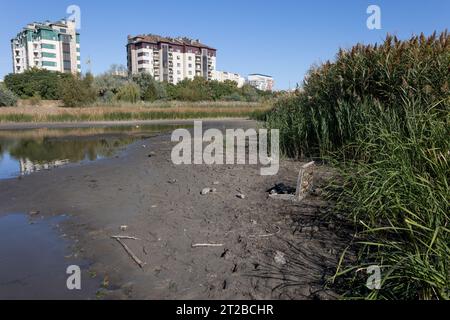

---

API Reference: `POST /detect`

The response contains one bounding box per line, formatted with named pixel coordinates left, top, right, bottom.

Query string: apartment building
left=11, top=19, right=80, bottom=74
left=127, top=34, right=216, bottom=84
left=247, top=74, right=274, bottom=91
left=212, top=70, right=246, bottom=88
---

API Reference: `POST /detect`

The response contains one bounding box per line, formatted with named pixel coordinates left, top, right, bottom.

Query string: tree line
left=0, top=68, right=274, bottom=107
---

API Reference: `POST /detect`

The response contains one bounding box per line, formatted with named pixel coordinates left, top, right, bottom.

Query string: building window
left=41, top=43, right=56, bottom=50
left=188, top=71, right=192, bottom=75
left=188, top=56, right=192, bottom=61
left=42, top=61, right=57, bottom=67
left=42, top=52, right=56, bottom=58
left=188, top=64, right=192, bottom=68
left=177, top=63, right=181, bottom=67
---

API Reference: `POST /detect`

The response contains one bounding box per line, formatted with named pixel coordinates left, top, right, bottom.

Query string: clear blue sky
left=1, top=0, right=449, bottom=89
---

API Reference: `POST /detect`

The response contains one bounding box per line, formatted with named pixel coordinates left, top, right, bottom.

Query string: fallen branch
left=248, top=226, right=281, bottom=239
left=111, top=235, right=140, bottom=240
left=111, top=236, right=145, bottom=268
left=191, top=243, right=224, bottom=248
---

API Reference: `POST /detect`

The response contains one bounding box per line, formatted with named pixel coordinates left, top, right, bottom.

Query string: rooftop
left=248, top=73, right=273, bottom=78
left=127, top=34, right=216, bottom=50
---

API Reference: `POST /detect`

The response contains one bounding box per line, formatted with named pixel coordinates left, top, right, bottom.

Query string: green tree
left=4, top=68, right=70, bottom=100
left=60, top=73, right=96, bottom=107
left=132, top=73, right=166, bottom=101
left=0, top=83, right=18, bottom=107
left=115, top=83, right=141, bottom=103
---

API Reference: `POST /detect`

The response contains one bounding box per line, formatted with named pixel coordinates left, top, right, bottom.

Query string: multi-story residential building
left=212, top=70, right=246, bottom=88
left=247, top=74, right=274, bottom=91
left=127, top=34, right=216, bottom=84
left=11, top=19, right=80, bottom=74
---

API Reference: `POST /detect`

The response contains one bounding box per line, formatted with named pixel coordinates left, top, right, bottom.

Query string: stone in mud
left=274, top=251, right=287, bottom=265
left=201, top=188, right=217, bottom=195
left=236, top=194, right=246, bottom=199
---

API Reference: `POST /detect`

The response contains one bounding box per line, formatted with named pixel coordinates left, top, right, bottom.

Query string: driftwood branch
left=111, top=235, right=140, bottom=240
left=248, top=226, right=281, bottom=239
left=111, top=236, right=145, bottom=268
left=191, top=243, right=224, bottom=248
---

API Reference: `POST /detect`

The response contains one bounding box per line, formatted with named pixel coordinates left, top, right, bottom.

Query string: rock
left=29, top=210, right=40, bottom=216
left=236, top=194, right=246, bottom=199
left=148, top=152, right=156, bottom=158
left=201, top=188, right=210, bottom=195
left=120, top=225, right=128, bottom=231
left=213, top=181, right=220, bottom=185
left=168, top=179, right=177, bottom=184
left=201, top=188, right=216, bottom=195
left=274, top=251, right=287, bottom=265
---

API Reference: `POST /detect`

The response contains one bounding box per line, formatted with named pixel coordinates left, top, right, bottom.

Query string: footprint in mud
left=88, top=179, right=98, bottom=189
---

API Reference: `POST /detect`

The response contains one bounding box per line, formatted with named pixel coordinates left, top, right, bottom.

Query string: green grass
left=328, top=99, right=449, bottom=300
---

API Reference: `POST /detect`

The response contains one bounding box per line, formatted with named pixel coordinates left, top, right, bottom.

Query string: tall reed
left=265, top=32, right=450, bottom=299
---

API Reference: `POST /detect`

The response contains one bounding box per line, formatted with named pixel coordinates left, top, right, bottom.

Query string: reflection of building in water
left=19, top=158, right=69, bottom=175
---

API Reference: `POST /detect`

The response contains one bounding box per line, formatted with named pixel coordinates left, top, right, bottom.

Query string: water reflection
left=0, top=213, right=99, bottom=299
left=0, top=125, right=181, bottom=179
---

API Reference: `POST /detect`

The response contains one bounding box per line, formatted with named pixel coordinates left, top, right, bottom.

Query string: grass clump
left=265, top=31, right=450, bottom=299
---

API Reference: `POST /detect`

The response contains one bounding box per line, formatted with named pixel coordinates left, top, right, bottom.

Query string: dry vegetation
left=0, top=101, right=269, bottom=123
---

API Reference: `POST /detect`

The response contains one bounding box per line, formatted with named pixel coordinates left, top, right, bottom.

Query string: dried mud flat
left=0, top=121, right=350, bottom=300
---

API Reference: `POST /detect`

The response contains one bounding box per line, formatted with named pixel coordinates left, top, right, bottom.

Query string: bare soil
left=0, top=120, right=349, bottom=299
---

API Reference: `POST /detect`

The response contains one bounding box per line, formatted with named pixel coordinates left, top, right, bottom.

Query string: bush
left=132, top=73, right=167, bottom=101
left=171, top=77, right=213, bottom=101
left=240, top=84, right=260, bottom=102
left=115, top=83, right=141, bottom=103
left=222, top=92, right=244, bottom=101
left=4, top=68, right=70, bottom=100
left=0, top=84, right=18, bottom=106
left=94, top=74, right=128, bottom=97
left=60, top=73, right=97, bottom=107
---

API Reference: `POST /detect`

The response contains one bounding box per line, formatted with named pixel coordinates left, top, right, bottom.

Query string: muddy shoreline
left=0, top=120, right=347, bottom=299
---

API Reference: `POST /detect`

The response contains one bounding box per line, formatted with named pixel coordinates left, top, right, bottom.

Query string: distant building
left=11, top=19, right=80, bottom=74
left=247, top=74, right=274, bottom=91
left=127, top=34, right=216, bottom=84
left=212, top=70, right=245, bottom=87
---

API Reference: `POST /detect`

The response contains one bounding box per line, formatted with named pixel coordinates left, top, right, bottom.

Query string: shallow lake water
left=0, top=213, right=98, bottom=299
left=0, top=124, right=182, bottom=180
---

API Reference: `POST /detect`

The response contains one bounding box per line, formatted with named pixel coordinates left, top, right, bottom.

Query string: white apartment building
left=127, top=34, right=216, bottom=84
left=212, top=70, right=246, bottom=88
left=247, top=74, right=274, bottom=91
left=11, top=19, right=80, bottom=74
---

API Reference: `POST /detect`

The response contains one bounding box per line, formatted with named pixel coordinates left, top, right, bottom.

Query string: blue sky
left=0, top=0, right=449, bottom=89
